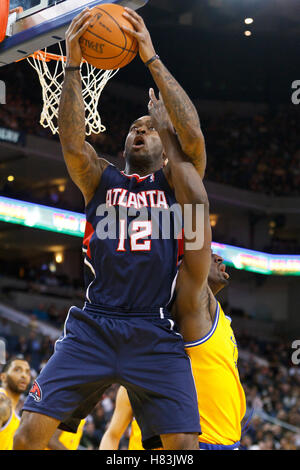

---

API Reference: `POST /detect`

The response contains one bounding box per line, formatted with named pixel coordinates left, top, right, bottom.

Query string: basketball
left=79, top=3, right=138, bottom=70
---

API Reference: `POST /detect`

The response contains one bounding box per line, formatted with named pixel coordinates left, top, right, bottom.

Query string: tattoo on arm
left=148, top=60, right=206, bottom=175
left=58, top=71, right=108, bottom=204
left=58, top=70, right=85, bottom=154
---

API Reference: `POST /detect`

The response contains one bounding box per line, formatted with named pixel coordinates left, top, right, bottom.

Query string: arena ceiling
left=144, top=0, right=300, bottom=36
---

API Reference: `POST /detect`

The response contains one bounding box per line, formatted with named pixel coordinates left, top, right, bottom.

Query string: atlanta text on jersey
left=106, top=188, right=169, bottom=209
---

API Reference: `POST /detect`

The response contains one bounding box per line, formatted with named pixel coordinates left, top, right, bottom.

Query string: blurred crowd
left=0, top=82, right=299, bottom=198
left=0, top=264, right=84, bottom=330
left=1, top=312, right=300, bottom=450
left=264, top=237, right=300, bottom=255
left=237, top=332, right=300, bottom=450
left=204, top=108, right=300, bottom=197
left=0, top=91, right=42, bottom=137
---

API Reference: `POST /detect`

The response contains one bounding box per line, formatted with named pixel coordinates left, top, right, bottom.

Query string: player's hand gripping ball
left=79, top=3, right=138, bottom=70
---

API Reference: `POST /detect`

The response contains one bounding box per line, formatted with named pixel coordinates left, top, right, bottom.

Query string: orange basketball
left=79, top=3, right=138, bottom=70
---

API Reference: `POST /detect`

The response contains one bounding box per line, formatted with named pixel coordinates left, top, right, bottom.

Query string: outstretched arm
left=99, top=386, right=133, bottom=450
left=58, top=8, right=109, bottom=206
left=122, top=8, right=206, bottom=178
left=148, top=94, right=211, bottom=285
left=148, top=96, right=213, bottom=341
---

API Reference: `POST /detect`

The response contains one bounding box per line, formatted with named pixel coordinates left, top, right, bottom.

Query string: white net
left=27, top=43, right=119, bottom=136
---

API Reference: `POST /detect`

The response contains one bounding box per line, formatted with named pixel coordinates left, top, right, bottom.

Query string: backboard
left=0, top=0, right=148, bottom=66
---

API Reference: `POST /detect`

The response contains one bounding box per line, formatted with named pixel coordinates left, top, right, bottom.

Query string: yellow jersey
left=0, top=387, right=20, bottom=450
left=128, top=418, right=144, bottom=450
left=129, top=418, right=163, bottom=451
left=185, top=301, right=246, bottom=445
left=58, top=419, right=86, bottom=450
left=128, top=302, right=246, bottom=449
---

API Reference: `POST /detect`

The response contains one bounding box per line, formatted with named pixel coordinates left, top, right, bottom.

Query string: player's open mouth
left=132, top=136, right=145, bottom=149
left=220, top=264, right=230, bottom=279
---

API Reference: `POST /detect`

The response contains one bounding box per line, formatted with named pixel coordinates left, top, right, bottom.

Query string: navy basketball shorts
left=22, top=304, right=201, bottom=444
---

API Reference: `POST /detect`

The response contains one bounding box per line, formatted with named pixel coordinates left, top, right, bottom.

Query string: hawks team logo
left=29, top=380, right=42, bottom=402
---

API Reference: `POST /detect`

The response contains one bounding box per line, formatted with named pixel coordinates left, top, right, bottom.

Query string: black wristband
left=65, top=66, right=81, bottom=72
left=144, top=54, right=160, bottom=67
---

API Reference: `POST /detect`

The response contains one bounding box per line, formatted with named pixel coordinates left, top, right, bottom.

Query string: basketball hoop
left=0, top=0, right=9, bottom=43
left=24, top=43, right=119, bottom=136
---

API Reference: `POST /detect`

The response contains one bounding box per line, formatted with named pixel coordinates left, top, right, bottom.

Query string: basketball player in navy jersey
left=14, top=8, right=205, bottom=451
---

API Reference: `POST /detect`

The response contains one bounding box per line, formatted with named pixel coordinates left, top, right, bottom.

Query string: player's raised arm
left=99, top=386, right=133, bottom=450
left=58, top=8, right=109, bottom=206
left=148, top=93, right=211, bottom=289
left=122, top=8, right=206, bottom=178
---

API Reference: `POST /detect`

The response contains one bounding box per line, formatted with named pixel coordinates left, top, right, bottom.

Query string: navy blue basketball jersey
left=82, top=165, right=183, bottom=313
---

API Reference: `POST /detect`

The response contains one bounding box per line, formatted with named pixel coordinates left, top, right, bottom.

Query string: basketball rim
left=0, top=0, right=9, bottom=43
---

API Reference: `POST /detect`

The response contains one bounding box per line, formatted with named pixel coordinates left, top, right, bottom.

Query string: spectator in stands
left=92, top=403, right=107, bottom=444
left=0, top=318, right=12, bottom=337
left=24, top=331, right=42, bottom=372
left=80, top=419, right=100, bottom=450
left=39, top=336, right=54, bottom=363
left=14, top=336, right=28, bottom=357
left=280, top=433, right=297, bottom=450
left=32, top=303, right=50, bottom=322
left=47, top=304, right=60, bottom=326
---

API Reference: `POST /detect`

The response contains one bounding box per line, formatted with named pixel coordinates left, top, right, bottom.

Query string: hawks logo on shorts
left=29, top=381, right=42, bottom=402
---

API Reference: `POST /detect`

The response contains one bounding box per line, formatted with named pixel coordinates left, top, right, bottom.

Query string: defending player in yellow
left=0, top=356, right=31, bottom=450
left=100, top=92, right=246, bottom=451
